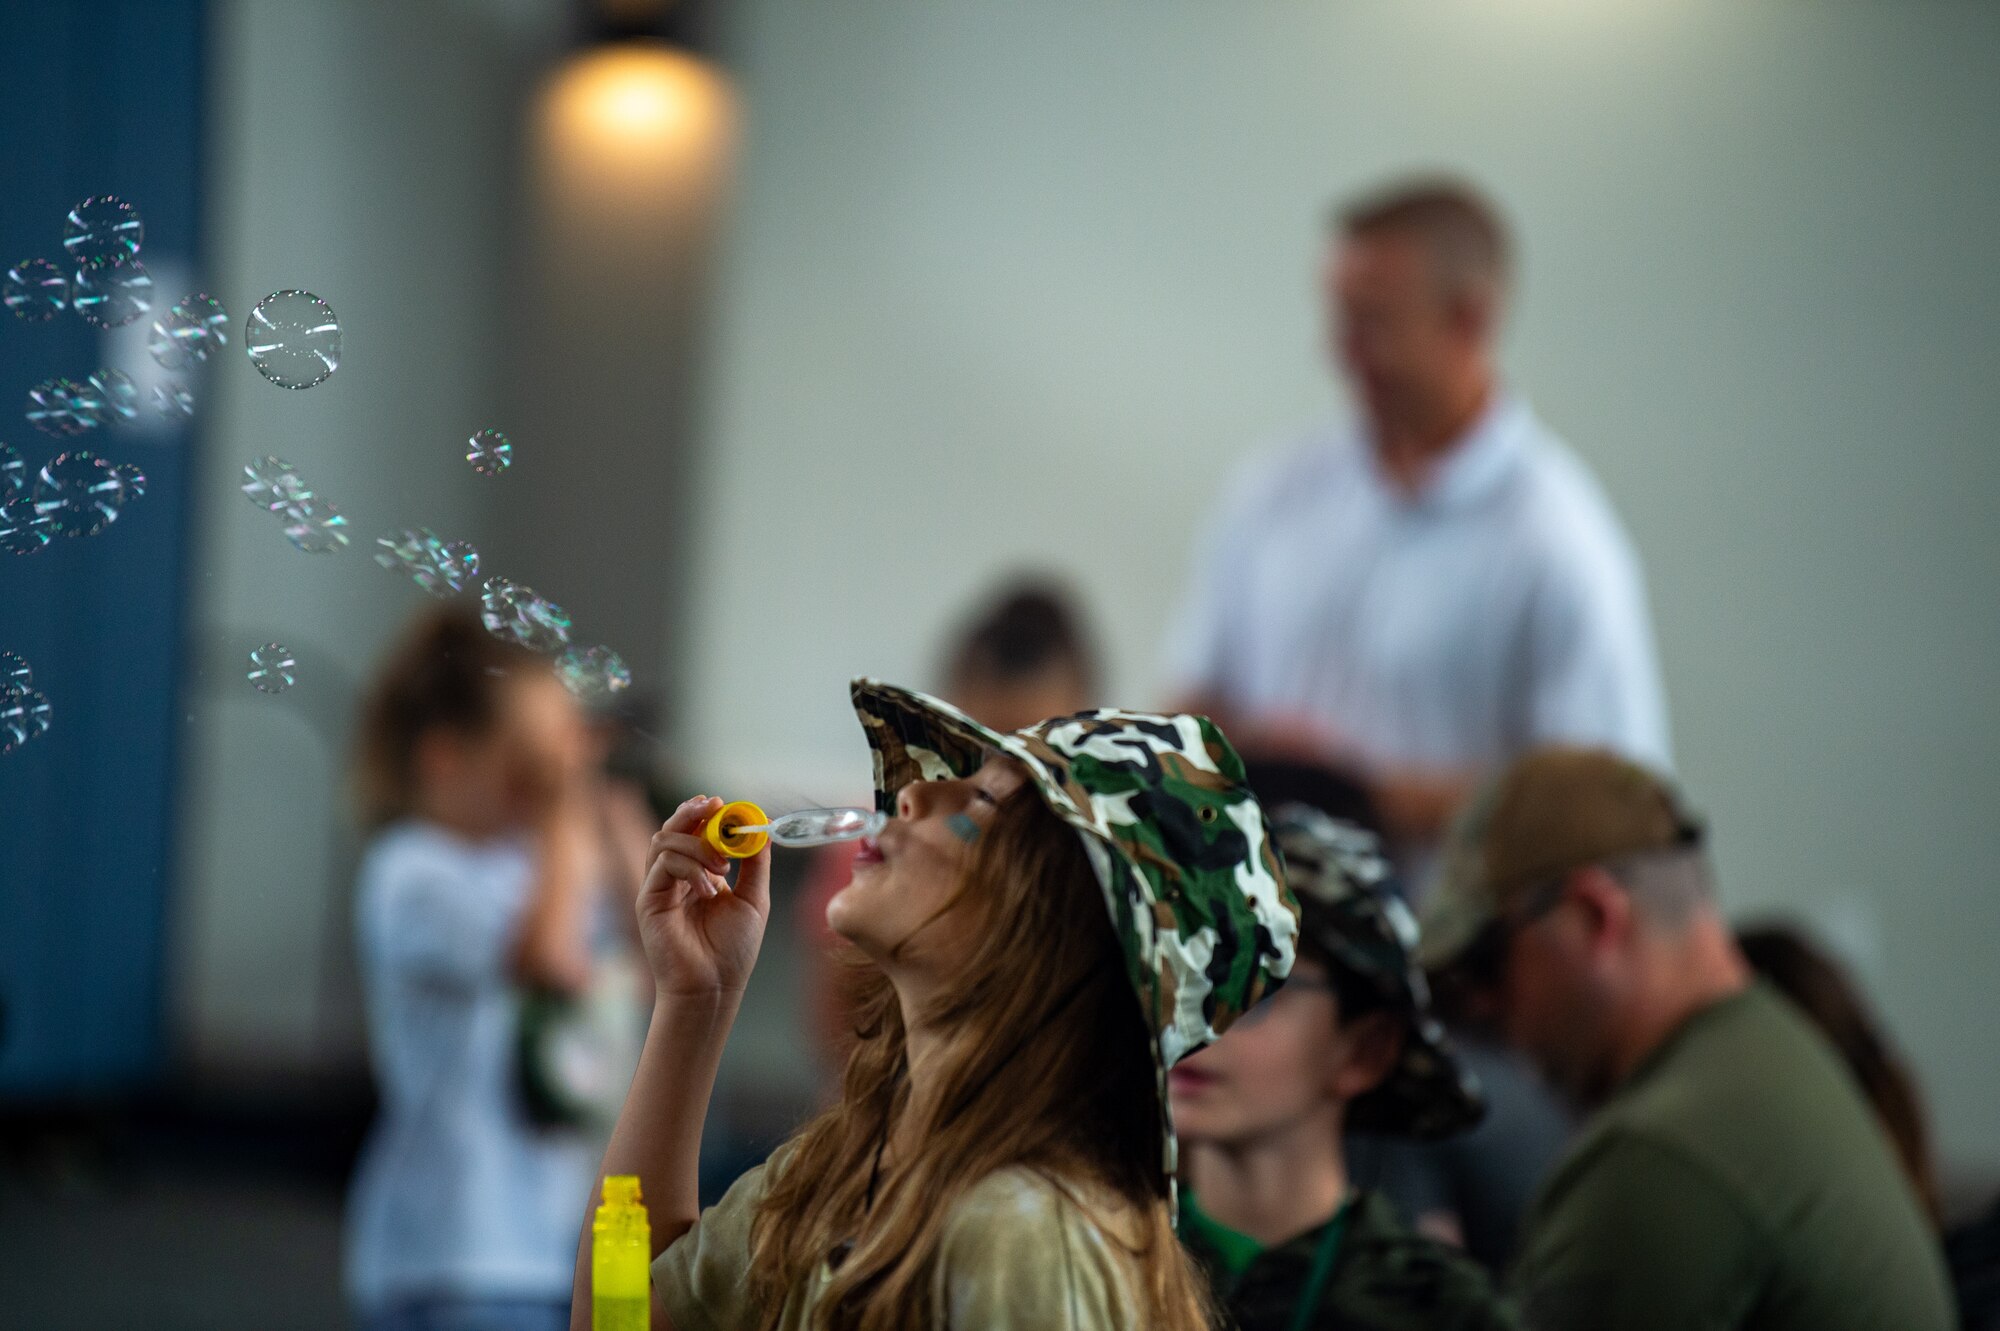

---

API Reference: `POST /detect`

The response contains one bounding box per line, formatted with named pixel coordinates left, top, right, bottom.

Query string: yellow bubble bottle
left=593, top=1175, right=651, bottom=1331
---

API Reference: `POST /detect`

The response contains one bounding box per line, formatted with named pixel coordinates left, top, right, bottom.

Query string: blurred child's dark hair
left=1242, top=756, right=1393, bottom=1023
left=352, top=605, right=543, bottom=829
left=943, top=577, right=1100, bottom=698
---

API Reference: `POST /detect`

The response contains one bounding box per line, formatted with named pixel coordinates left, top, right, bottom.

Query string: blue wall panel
left=0, top=0, right=204, bottom=1095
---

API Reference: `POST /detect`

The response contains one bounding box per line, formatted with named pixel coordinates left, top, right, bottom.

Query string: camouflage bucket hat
left=1271, top=805, right=1484, bottom=1140
left=850, top=679, right=1300, bottom=1184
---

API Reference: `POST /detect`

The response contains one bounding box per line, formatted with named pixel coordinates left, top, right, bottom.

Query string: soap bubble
left=240, top=456, right=344, bottom=551
left=1, top=444, right=24, bottom=497
left=555, top=644, right=631, bottom=705
left=88, top=368, right=140, bottom=422
left=25, top=382, right=73, bottom=435
left=432, top=540, right=479, bottom=591
left=63, top=196, right=144, bottom=270
left=148, top=293, right=230, bottom=369
left=480, top=577, right=572, bottom=653
left=0, top=651, right=29, bottom=696
left=246, top=289, right=340, bottom=389
left=64, top=377, right=106, bottom=426
left=246, top=643, right=296, bottom=694
left=466, top=428, right=513, bottom=477
left=72, top=257, right=154, bottom=327
left=281, top=497, right=349, bottom=553
left=4, top=259, right=68, bottom=321
left=0, top=497, right=54, bottom=554
left=114, top=462, right=147, bottom=500
left=152, top=379, right=195, bottom=418
left=375, top=527, right=479, bottom=597
left=27, top=379, right=101, bottom=437
left=241, top=455, right=310, bottom=512
left=0, top=687, right=53, bottom=754
left=34, top=449, right=131, bottom=538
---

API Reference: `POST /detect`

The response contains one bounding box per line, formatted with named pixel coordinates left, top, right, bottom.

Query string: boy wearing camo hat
left=1172, top=804, right=1517, bottom=1331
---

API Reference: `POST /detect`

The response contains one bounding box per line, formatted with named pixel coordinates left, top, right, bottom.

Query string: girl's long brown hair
left=746, top=787, right=1215, bottom=1331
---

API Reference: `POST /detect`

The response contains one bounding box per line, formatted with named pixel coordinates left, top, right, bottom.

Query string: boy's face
left=1168, top=957, right=1402, bottom=1146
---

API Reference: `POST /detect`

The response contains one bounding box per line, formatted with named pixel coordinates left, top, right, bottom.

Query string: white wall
left=685, top=1, right=2000, bottom=1172
left=175, top=0, right=537, bottom=1073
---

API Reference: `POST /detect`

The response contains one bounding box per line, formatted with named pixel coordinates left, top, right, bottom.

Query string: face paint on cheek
left=946, top=813, right=982, bottom=845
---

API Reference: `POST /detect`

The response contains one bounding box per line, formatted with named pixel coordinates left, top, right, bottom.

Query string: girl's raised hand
left=637, top=796, right=772, bottom=997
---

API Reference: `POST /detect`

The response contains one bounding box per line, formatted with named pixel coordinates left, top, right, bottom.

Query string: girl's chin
left=823, top=883, right=881, bottom=948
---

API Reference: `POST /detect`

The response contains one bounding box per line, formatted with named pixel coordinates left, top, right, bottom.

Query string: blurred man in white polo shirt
left=1165, top=176, right=1669, bottom=1272
left=1166, top=177, right=1668, bottom=880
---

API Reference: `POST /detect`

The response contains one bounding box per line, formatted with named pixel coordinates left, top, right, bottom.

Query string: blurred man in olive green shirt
left=1419, top=748, right=1953, bottom=1330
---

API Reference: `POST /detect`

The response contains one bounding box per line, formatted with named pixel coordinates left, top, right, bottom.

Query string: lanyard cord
left=1284, top=1198, right=1352, bottom=1331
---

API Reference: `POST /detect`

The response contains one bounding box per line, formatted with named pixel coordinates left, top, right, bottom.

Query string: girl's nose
left=897, top=779, right=940, bottom=820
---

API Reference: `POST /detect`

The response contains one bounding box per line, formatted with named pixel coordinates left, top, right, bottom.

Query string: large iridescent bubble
left=246, top=289, right=341, bottom=389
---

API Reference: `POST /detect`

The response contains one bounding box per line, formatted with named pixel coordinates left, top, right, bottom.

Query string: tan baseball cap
left=1417, top=747, right=1704, bottom=973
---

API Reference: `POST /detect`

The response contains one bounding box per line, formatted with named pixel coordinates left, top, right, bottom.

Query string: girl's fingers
left=649, top=827, right=729, bottom=877
left=659, top=795, right=723, bottom=838
left=640, top=797, right=751, bottom=902
left=642, top=851, right=699, bottom=897
left=732, top=846, right=772, bottom=916
left=648, top=849, right=724, bottom=894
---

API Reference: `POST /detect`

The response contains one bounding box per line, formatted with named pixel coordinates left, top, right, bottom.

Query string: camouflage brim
left=850, top=679, right=1300, bottom=1188
left=1268, top=804, right=1484, bottom=1140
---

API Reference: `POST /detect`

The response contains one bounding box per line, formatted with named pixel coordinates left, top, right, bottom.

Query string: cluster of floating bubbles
left=555, top=644, right=632, bottom=705
left=246, top=289, right=341, bottom=390
left=480, top=576, right=573, bottom=654
left=0, top=442, right=147, bottom=555
left=246, top=643, right=297, bottom=695
left=8, top=192, right=639, bottom=741
left=2, top=196, right=160, bottom=330
left=24, top=369, right=147, bottom=438
left=0, top=651, right=53, bottom=756
left=466, top=428, right=512, bottom=477
left=22, top=367, right=186, bottom=441
left=241, top=456, right=348, bottom=554
left=375, top=527, right=480, bottom=598
left=0, top=195, right=159, bottom=330
left=10, top=197, right=216, bottom=440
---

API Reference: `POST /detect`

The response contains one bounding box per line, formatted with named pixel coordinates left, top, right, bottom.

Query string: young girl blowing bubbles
left=568, top=679, right=1300, bottom=1330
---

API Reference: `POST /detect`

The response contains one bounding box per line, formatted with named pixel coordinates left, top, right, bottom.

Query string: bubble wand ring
left=701, top=801, right=771, bottom=859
